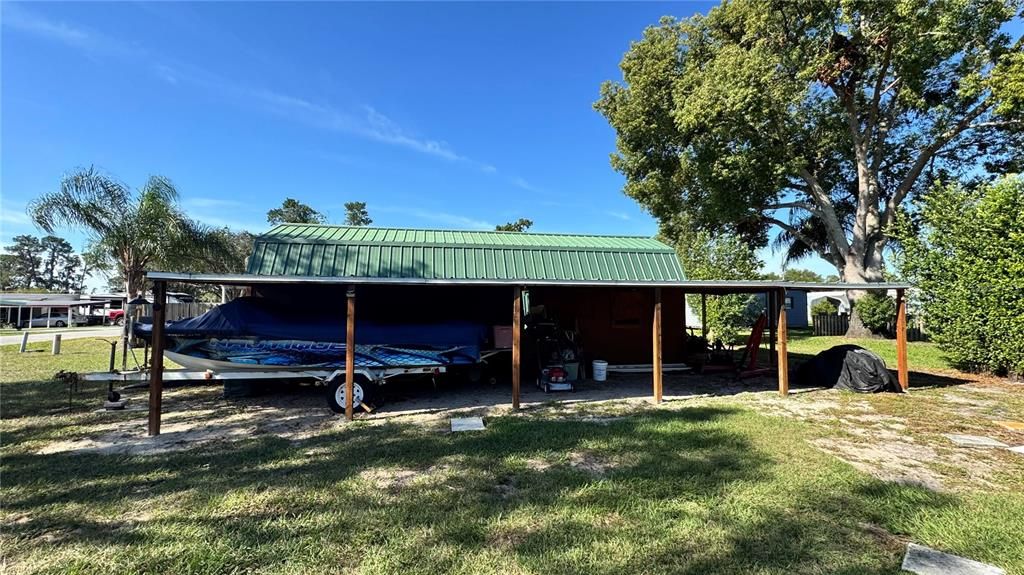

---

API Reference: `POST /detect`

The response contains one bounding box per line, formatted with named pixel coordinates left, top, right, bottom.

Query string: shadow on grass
left=0, top=379, right=115, bottom=420
left=1, top=405, right=969, bottom=574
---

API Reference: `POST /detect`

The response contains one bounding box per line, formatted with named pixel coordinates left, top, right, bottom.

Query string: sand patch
left=566, top=450, right=612, bottom=476
left=37, top=401, right=338, bottom=456
left=813, top=438, right=945, bottom=490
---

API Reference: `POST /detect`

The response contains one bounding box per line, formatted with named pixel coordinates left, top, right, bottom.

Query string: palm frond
left=28, top=167, right=129, bottom=237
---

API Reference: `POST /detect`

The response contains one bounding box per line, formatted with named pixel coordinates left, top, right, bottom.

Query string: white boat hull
left=165, top=350, right=331, bottom=372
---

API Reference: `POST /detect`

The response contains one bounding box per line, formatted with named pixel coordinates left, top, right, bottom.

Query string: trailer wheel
left=326, top=374, right=377, bottom=414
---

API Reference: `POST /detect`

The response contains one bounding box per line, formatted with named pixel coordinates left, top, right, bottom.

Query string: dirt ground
left=37, top=369, right=1024, bottom=493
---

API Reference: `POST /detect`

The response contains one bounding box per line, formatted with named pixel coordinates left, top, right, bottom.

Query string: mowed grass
left=3, top=339, right=1023, bottom=574
left=786, top=330, right=950, bottom=372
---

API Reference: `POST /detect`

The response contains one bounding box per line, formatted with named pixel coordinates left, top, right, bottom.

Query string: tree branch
left=766, top=201, right=816, bottom=211
left=888, top=100, right=993, bottom=215
left=866, top=33, right=893, bottom=146
left=797, top=168, right=851, bottom=258
left=966, top=119, right=1023, bottom=130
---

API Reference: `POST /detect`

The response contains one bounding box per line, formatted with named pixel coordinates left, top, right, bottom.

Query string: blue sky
left=2, top=1, right=830, bottom=287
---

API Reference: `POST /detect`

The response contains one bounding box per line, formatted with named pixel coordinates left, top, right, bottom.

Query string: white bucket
left=592, top=360, right=608, bottom=382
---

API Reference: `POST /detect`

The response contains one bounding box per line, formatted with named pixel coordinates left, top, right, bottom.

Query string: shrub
left=810, top=299, right=839, bottom=316
left=854, top=292, right=896, bottom=336
left=894, top=175, right=1024, bottom=376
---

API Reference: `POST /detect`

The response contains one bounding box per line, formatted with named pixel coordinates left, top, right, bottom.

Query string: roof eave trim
left=146, top=272, right=911, bottom=290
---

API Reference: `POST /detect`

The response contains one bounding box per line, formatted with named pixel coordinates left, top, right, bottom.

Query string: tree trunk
left=125, top=269, right=145, bottom=300
left=845, top=307, right=875, bottom=338
left=841, top=246, right=885, bottom=338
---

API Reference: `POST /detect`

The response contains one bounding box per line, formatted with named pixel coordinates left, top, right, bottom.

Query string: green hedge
left=895, top=176, right=1024, bottom=376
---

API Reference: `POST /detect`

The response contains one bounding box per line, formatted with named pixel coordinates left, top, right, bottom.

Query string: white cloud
left=252, top=90, right=465, bottom=161
left=183, top=197, right=243, bottom=209
left=154, top=64, right=179, bottom=85
left=3, top=4, right=132, bottom=57
left=0, top=205, right=32, bottom=227
left=606, top=210, right=631, bottom=221
left=363, top=106, right=464, bottom=161
left=191, top=213, right=264, bottom=232
left=373, top=205, right=492, bottom=230
left=512, top=177, right=541, bottom=193
left=479, top=164, right=497, bottom=174
left=6, top=7, right=469, bottom=165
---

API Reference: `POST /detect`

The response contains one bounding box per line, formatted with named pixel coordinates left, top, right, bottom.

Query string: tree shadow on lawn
left=1, top=406, right=970, bottom=574
left=0, top=377, right=152, bottom=420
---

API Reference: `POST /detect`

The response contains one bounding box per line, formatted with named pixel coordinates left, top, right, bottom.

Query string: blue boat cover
left=135, top=296, right=488, bottom=347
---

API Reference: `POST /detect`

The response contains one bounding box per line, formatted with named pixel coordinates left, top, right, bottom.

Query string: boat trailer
left=80, top=364, right=447, bottom=413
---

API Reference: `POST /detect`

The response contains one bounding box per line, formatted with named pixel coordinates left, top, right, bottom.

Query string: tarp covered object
left=134, top=296, right=488, bottom=347
left=796, top=344, right=901, bottom=393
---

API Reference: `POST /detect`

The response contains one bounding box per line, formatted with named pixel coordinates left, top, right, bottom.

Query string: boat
left=134, top=297, right=487, bottom=372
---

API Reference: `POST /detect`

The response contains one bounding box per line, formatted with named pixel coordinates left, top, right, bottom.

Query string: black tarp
left=796, top=344, right=901, bottom=393
left=133, top=296, right=488, bottom=347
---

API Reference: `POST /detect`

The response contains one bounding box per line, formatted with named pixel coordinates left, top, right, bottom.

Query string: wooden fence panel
left=813, top=314, right=849, bottom=336
left=134, top=302, right=217, bottom=321
left=813, top=314, right=926, bottom=341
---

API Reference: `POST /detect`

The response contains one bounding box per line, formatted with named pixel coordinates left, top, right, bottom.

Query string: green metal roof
left=246, top=224, right=685, bottom=283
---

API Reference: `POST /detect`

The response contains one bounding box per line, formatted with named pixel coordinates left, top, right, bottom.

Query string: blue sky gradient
left=2, top=1, right=834, bottom=286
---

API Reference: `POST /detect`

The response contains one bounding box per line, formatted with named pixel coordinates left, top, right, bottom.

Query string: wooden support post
left=653, top=287, right=663, bottom=403
left=512, top=286, right=522, bottom=409
left=51, top=333, right=62, bottom=355
left=777, top=288, right=789, bottom=397
left=768, top=291, right=776, bottom=367
left=345, top=286, right=356, bottom=421
left=896, top=288, right=909, bottom=391
left=19, top=331, right=29, bottom=353
left=700, top=293, right=708, bottom=339
left=147, top=281, right=167, bottom=436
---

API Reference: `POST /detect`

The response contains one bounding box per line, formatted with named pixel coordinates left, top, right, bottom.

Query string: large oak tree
left=597, top=0, right=1023, bottom=290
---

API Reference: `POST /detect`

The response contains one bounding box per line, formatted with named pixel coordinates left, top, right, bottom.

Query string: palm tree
left=29, top=167, right=234, bottom=297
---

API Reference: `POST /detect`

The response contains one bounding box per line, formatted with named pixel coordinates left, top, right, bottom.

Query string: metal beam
left=148, top=281, right=167, bottom=436
left=144, top=271, right=912, bottom=292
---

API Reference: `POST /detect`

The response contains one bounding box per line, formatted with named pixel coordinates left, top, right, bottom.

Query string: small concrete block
left=1007, top=445, right=1024, bottom=456
left=902, top=543, right=1005, bottom=575
left=944, top=434, right=1009, bottom=448
left=103, top=399, right=130, bottom=410
left=451, top=417, right=485, bottom=432
left=994, top=420, right=1024, bottom=432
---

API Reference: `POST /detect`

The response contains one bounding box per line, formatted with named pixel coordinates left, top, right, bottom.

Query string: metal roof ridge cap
left=256, top=223, right=668, bottom=241
left=250, top=237, right=677, bottom=253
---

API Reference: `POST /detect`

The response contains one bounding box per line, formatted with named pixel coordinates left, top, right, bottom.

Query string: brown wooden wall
left=529, top=286, right=684, bottom=364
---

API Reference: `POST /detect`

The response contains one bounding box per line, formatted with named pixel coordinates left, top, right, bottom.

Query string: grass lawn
left=786, top=330, right=950, bottom=372
left=2, top=339, right=1022, bottom=574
